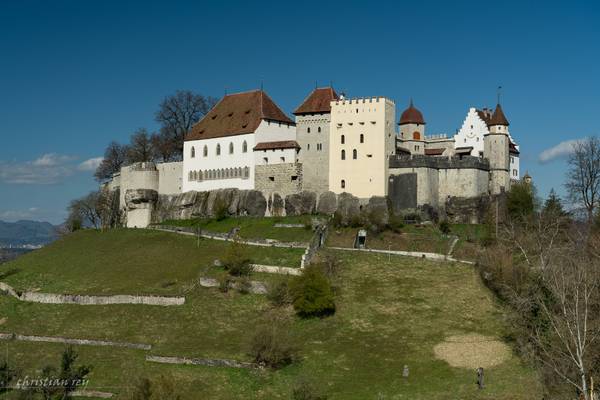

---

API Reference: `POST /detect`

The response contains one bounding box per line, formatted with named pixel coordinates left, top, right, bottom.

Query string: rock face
left=335, top=192, right=360, bottom=225
left=444, top=195, right=496, bottom=224
left=271, top=194, right=284, bottom=217
left=317, top=191, right=337, bottom=215
left=125, top=189, right=158, bottom=209
left=284, top=191, right=316, bottom=216
left=365, top=196, right=389, bottom=225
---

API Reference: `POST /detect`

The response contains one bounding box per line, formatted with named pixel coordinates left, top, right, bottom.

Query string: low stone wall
left=301, top=223, right=329, bottom=268
left=0, top=282, right=185, bottom=306
left=251, top=264, right=302, bottom=276
left=146, top=355, right=256, bottom=369
left=152, top=225, right=308, bottom=249
left=198, top=277, right=268, bottom=294
left=0, top=332, right=151, bottom=350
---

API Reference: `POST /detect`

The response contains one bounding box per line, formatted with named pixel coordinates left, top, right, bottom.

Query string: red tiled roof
left=293, top=87, right=339, bottom=115
left=186, top=90, right=294, bottom=141
left=425, top=148, right=445, bottom=156
left=399, top=100, right=425, bottom=125
left=476, top=109, right=492, bottom=126
left=489, top=104, right=510, bottom=126
left=253, top=140, right=300, bottom=151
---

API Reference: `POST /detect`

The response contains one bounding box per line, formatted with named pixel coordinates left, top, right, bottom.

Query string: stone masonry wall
left=255, top=163, right=303, bottom=199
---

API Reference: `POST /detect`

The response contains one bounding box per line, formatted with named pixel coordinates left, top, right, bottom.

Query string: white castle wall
left=438, top=168, right=489, bottom=203
left=182, top=121, right=297, bottom=193
left=454, top=108, right=488, bottom=155
left=329, top=97, right=396, bottom=198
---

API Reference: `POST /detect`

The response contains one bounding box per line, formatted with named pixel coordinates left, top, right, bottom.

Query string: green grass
left=327, top=225, right=452, bottom=254
left=159, top=216, right=317, bottom=243
left=1, top=229, right=303, bottom=295
left=0, top=229, right=541, bottom=399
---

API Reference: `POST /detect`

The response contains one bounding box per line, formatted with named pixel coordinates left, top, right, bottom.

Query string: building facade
left=328, top=97, right=396, bottom=198
left=182, top=90, right=297, bottom=194
left=294, top=87, right=338, bottom=194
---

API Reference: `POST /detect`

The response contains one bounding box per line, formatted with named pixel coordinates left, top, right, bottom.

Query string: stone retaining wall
left=0, top=332, right=151, bottom=350
left=146, top=355, right=256, bottom=369
left=198, top=277, right=267, bottom=294
left=0, top=282, right=184, bottom=306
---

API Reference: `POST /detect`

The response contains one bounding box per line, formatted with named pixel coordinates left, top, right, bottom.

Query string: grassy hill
left=0, top=227, right=541, bottom=399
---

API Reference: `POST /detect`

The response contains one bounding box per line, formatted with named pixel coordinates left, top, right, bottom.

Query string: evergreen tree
left=542, top=189, right=566, bottom=217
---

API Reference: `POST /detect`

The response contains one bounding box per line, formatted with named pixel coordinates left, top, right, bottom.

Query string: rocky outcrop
left=270, top=193, right=284, bottom=216
left=125, top=189, right=158, bottom=209
left=365, top=196, right=390, bottom=225
left=152, top=189, right=267, bottom=223
left=444, top=195, right=496, bottom=224
left=317, top=191, right=337, bottom=215
left=284, top=191, right=316, bottom=216
left=335, top=192, right=361, bottom=225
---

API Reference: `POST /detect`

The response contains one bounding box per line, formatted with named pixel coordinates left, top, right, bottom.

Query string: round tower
left=484, top=104, right=511, bottom=194
left=399, top=99, right=426, bottom=155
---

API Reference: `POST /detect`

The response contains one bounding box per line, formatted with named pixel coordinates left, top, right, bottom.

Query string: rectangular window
left=269, top=176, right=275, bottom=181
left=291, top=176, right=298, bottom=181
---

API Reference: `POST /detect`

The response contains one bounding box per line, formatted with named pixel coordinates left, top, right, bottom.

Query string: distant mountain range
left=0, top=220, right=59, bottom=247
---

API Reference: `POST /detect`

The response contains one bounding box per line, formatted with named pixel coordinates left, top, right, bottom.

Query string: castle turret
left=399, top=100, right=426, bottom=155
left=484, top=103, right=511, bottom=194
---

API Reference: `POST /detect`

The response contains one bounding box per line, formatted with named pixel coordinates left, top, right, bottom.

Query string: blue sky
left=1, top=0, right=598, bottom=224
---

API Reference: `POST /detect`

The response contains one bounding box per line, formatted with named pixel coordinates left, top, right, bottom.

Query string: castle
left=103, top=87, right=521, bottom=227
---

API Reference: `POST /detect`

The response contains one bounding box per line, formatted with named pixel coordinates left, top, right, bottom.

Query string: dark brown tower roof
left=186, top=90, right=294, bottom=141
left=489, top=103, right=510, bottom=126
left=399, top=100, right=426, bottom=125
left=293, top=87, right=339, bottom=115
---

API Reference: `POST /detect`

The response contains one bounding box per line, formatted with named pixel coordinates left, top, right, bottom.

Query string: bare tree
left=94, top=141, right=130, bottom=182
left=532, top=247, right=600, bottom=399
left=150, top=131, right=177, bottom=163
left=128, top=128, right=154, bottom=163
left=155, top=90, right=217, bottom=157
left=566, top=137, right=600, bottom=224
left=67, top=191, right=102, bottom=229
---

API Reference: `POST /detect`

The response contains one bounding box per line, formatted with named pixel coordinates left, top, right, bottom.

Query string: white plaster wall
left=157, top=162, right=183, bottom=195
left=329, top=97, right=396, bottom=198
left=183, top=133, right=255, bottom=192
left=254, top=147, right=298, bottom=165
left=119, top=164, right=159, bottom=209
left=510, top=154, right=520, bottom=179
left=255, top=120, right=296, bottom=143
left=454, top=108, right=488, bottom=156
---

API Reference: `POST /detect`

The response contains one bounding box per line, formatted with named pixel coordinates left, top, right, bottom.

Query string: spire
left=489, top=103, right=509, bottom=126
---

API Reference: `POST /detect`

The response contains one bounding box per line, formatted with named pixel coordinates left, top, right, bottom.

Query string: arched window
left=341, top=135, right=345, bottom=144
left=191, top=146, right=195, bottom=158
left=307, top=127, right=311, bottom=133
left=341, top=179, right=346, bottom=189
left=229, top=142, right=234, bottom=154
left=203, top=145, right=208, bottom=157
left=188, top=171, right=193, bottom=181
left=198, top=170, right=203, bottom=181
left=360, top=134, right=364, bottom=143
left=244, top=166, right=249, bottom=178
left=318, top=127, right=321, bottom=133
left=242, top=141, right=247, bottom=153
left=341, top=149, right=346, bottom=160
left=216, top=144, right=221, bottom=156
left=413, top=132, right=421, bottom=140
left=192, top=171, right=197, bottom=180
left=353, top=149, right=357, bottom=159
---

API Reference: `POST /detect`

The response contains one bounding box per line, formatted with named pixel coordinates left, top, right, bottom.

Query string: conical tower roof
left=489, top=103, right=509, bottom=126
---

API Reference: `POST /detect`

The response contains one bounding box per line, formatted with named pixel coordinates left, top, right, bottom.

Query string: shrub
left=267, top=278, right=291, bottom=307
left=237, top=276, right=252, bottom=294
left=438, top=220, right=451, bottom=234
left=349, top=214, right=363, bottom=228
left=223, top=240, right=253, bottom=277
left=292, top=377, right=328, bottom=400
left=289, top=266, right=336, bottom=318
left=217, top=274, right=231, bottom=293
left=331, top=211, right=343, bottom=228
left=213, top=197, right=229, bottom=221
left=0, top=360, right=16, bottom=394
left=387, top=214, right=404, bottom=233
left=249, top=321, right=296, bottom=369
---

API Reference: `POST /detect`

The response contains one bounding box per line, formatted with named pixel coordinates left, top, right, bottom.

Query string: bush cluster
left=289, top=266, right=336, bottom=318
